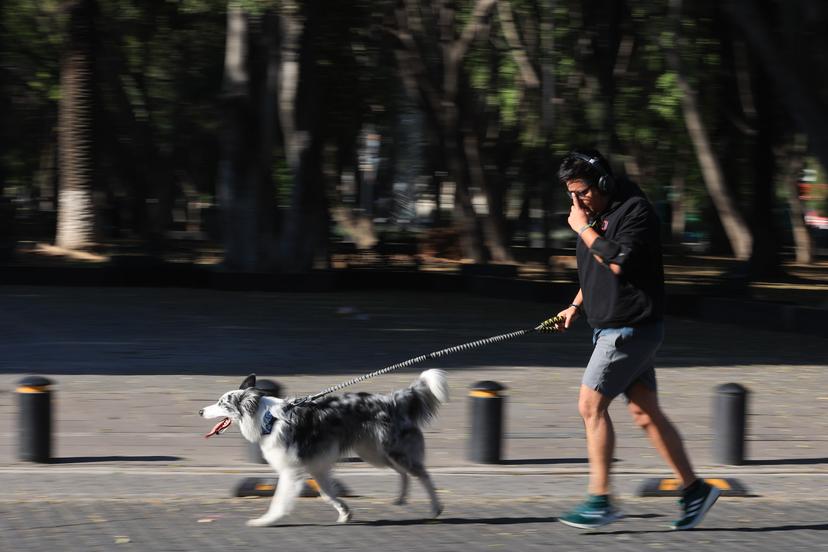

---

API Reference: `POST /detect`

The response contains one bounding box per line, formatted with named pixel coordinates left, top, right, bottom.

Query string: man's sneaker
left=559, top=494, right=622, bottom=530
left=671, top=480, right=721, bottom=530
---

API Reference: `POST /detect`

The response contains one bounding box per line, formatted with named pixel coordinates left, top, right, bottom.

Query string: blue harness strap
left=261, top=410, right=275, bottom=436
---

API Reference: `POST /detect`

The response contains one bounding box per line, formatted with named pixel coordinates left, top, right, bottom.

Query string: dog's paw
left=246, top=517, right=277, bottom=527
left=337, top=510, right=353, bottom=523
left=392, top=497, right=407, bottom=506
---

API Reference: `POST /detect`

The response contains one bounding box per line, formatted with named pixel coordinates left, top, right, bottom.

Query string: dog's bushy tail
left=405, top=369, right=448, bottom=426
left=418, top=369, right=449, bottom=403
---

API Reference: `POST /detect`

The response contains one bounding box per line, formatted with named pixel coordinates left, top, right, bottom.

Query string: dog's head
left=199, top=374, right=261, bottom=438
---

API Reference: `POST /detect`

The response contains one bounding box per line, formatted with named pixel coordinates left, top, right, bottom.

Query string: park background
left=1, top=0, right=828, bottom=284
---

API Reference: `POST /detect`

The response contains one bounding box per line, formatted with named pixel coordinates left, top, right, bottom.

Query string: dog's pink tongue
left=205, top=417, right=231, bottom=438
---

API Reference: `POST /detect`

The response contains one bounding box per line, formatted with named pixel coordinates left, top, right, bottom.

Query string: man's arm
left=577, top=226, right=623, bottom=275
left=553, top=288, right=584, bottom=331
left=570, top=195, right=652, bottom=276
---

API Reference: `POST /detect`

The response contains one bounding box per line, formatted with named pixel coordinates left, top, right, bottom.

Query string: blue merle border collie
left=199, top=369, right=448, bottom=527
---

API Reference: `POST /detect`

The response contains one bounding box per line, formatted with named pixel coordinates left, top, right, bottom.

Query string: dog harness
left=261, top=410, right=276, bottom=436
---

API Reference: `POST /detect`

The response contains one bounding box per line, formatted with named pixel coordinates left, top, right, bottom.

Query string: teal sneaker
left=559, top=494, right=622, bottom=530
left=671, top=480, right=721, bottom=530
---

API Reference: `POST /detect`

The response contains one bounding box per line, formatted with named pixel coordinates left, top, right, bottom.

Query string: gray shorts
left=583, top=321, right=665, bottom=399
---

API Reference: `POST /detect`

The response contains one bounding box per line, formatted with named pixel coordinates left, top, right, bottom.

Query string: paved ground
left=3, top=496, right=828, bottom=551
left=0, top=286, right=826, bottom=550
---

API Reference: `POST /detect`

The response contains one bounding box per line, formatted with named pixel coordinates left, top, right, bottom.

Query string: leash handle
left=286, top=315, right=564, bottom=409
left=534, top=315, right=564, bottom=332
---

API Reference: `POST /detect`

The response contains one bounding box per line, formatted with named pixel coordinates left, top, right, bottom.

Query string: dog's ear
left=239, top=374, right=256, bottom=390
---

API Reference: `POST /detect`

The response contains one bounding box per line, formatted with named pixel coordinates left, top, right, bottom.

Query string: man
left=553, top=149, right=720, bottom=530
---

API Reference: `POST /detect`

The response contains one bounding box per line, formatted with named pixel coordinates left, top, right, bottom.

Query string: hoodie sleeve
left=589, top=199, right=654, bottom=268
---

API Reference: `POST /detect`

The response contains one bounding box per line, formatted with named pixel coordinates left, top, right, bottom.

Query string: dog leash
left=283, top=314, right=564, bottom=411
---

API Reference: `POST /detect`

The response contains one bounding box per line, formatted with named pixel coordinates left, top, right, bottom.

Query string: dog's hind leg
left=389, top=453, right=443, bottom=518
left=388, top=428, right=442, bottom=518
left=386, top=459, right=410, bottom=505
left=409, top=463, right=443, bottom=519
left=246, top=469, right=302, bottom=527
left=310, top=471, right=352, bottom=523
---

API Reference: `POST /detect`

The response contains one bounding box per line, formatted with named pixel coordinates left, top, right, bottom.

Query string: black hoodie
left=576, top=177, right=664, bottom=328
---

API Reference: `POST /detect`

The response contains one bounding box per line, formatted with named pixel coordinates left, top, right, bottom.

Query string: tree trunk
left=782, top=137, right=813, bottom=264
left=724, top=0, right=828, bottom=178
left=56, top=0, right=98, bottom=251
left=276, top=0, right=328, bottom=272
left=216, top=6, right=278, bottom=271
left=746, top=46, right=780, bottom=278
left=668, top=0, right=752, bottom=260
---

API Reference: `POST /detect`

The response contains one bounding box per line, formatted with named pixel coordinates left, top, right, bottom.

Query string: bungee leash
left=284, top=314, right=564, bottom=411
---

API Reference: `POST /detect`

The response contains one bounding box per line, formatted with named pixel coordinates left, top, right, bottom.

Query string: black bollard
left=17, top=376, right=54, bottom=463
left=248, top=379, right=283, bottom=464
left=713, top=383, right=748, bottom=465
left=468, top=381, right=506, bottom=464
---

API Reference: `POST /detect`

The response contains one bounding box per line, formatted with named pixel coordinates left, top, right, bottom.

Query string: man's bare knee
left=579, top=398, right=606, bottom=422
left=629, top=406, right=653, bottom=429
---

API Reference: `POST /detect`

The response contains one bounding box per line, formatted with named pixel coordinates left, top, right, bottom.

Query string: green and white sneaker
left=559, top=494, right=622, bottom=530
left=671, top=480, right=721, bottom=530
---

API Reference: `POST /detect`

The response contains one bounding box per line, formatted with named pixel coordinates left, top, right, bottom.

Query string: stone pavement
left=0, top=286, right=827, bottom=550
left=2, top=496, right=827, bottom=551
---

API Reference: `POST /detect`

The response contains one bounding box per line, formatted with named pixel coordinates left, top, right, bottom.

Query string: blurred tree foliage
left=1, top=0, right=826, bottom=273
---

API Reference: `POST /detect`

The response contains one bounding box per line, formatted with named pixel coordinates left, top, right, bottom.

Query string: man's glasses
left=567, top=185, right=592, bottom=200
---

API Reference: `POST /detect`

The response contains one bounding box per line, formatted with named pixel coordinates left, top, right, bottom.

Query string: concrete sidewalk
left=1, top=286, right=826, bottom=477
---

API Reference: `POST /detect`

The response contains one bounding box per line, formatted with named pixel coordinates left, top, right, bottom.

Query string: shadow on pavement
left=594, top=523, right=828, bottom=535
left=743, top=457, right=828, bottom=466
left=359, top=512, right=665, bottom=527
left=51, top=455, right=181, bottom=463
left=359, top=516, right=559, bottom=526
left=2, top=287, right=827, bottom=376
left=499, top=457, right=589, bottom=465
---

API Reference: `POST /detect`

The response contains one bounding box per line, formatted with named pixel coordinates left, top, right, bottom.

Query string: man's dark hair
left=557, top=149, right=614, bottom=191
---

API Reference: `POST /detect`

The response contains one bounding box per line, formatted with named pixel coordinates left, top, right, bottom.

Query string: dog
left=199, top=369, right=449, bottom=526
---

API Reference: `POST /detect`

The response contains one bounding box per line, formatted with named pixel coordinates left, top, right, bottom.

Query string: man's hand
left=568, top=193, right=590, bottom=233
left=552, top=304, right=580, bottom=331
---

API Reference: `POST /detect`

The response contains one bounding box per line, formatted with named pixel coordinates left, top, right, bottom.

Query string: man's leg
left=626, top=381, right=721, bottom=530
left=559, top=384, right=621, bottom=530
left=579, top=384, right=616, bottom=495
left=625, top=381, right=696, bottom=486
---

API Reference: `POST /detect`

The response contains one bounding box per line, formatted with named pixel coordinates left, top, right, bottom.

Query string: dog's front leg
left=311, top=471, right=352, bottom=523
left=246, top=469, right=301, bottom=527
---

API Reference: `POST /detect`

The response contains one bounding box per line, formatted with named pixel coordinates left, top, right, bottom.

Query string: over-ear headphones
left=569, top=152, right=616, bottom=195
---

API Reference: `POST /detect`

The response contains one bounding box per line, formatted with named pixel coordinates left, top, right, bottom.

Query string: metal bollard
left=713, top=383, right=749, bottom=465
left=468, top=381, right=506, bottom=464
left=248, top=379, right=283, bottom=464
left=17, top=376, right=54, bottom=463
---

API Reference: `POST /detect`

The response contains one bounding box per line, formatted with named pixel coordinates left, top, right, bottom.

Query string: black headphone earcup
left=599, top=175, right=615, bottom=195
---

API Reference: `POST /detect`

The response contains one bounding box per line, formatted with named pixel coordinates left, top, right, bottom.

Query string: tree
left=389, top=0, right=502, bottom=263
left=216, top=4, right=278, bottom=271
left=667, top=0, right=752, bottom=260
left=56, top=0, right=98, bottom=250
